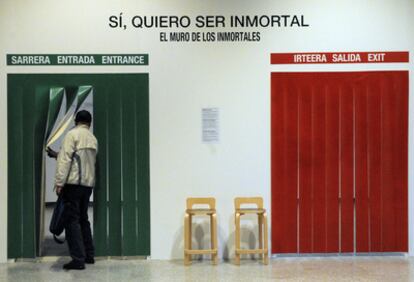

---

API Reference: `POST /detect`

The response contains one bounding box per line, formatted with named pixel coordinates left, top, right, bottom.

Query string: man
left=48, top=110, right=98, bottom=270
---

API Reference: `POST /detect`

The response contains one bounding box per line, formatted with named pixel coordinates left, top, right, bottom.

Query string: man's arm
left=55, top=133, right=75, bottom=194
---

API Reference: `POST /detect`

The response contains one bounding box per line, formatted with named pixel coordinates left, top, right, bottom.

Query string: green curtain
left=8, top=74, right=150, bottom=258
left=93, top=74, right=150, bottom=256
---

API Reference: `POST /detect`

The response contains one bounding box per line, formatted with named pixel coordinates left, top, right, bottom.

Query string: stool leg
left=263, top=212, right=269, bottom=265
left=258, top=214, right=263, bottom=261
left=184, top=214, right=191, bottom=265
left=211, top=213, right=218, bottom=265
left=189, top=214, right=193, bottom=250
left=235, top=213, right=241, bottom=265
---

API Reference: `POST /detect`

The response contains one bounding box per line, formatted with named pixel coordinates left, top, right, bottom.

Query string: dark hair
left=75, top=110, right=92, bottom=125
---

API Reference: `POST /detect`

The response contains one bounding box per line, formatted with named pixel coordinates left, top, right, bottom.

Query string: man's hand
left=46, top=147, right=58, bottom=159
left=55, top=186, right=63, bottom=196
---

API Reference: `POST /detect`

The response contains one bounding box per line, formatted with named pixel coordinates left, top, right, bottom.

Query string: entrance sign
left=7, top=54, right=149, bottom=66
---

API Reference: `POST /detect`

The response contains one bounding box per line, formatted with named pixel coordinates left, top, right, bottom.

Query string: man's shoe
left=85, top=257, right=95, bottom=264
left=63, top=260, right=85, bottom=270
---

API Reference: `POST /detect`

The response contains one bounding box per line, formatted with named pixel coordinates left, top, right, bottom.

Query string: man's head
left=75, top=110, right=92, bottom=126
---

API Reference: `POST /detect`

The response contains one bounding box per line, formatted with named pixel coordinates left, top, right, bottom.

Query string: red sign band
left=270, top=51, right=409, bottom=64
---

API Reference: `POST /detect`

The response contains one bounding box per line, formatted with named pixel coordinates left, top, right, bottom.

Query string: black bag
left=49, top=195, right=66, bottom=244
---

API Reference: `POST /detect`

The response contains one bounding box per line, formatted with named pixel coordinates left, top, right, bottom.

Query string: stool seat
left=186, top=208, right=216, bottom=215
left=236, top=208, right=266, bottom=214
left=184, top=197, right=218, bottom=265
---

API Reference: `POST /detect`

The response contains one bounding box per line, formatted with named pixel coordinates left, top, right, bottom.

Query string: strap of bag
left=53, top=234, right=65, bottom=244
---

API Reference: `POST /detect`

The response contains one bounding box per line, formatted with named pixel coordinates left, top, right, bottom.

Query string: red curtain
left=271, top=71, right=408, bottom=253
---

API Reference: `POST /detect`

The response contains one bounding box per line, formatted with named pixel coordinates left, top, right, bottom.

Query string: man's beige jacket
left=55, top=124, right=98, bottom=188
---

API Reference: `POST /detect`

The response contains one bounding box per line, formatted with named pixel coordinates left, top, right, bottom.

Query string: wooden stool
left=234, top=197, right=268, bottom=265
left=184, top=197, right=218, bottom=265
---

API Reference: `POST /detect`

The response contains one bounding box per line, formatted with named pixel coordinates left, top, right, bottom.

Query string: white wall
left=0, top=0, right=413, bottom=262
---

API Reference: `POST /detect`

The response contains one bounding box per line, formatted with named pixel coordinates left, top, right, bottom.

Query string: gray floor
left=15, top=209, right=411, bottom=281
left=1, top=256, right=412, bottom=282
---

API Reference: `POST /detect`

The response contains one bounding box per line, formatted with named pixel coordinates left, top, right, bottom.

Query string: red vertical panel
left=355, top=78, right=370, bottom=252
left=271, top=74, right=287, bottom=253
left=340, top=83, right=354, bottom=253
left=312, top=81, right=327, bottom=252
left=381, top=72, right=408, bottom=251
left=393, top=72, right=408, bottom=252
left=325, top=82, right=340, bottom=252
left=271, top=74, right=298, bottom=253
left=283, top=76, right=299, bottom=253
left=367, top=76, right=382, bottom=252
left=298, top=77, right=313, bottom=253
left=380, top=75, right=395, bottom=251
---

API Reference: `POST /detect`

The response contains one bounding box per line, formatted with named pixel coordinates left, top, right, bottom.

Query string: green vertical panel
left=33, top=87, right=50, bottom=255
left=75, top=86, right=92, bottom=111
left=8, top=77, right=46, bottom=258
left=135, top=74, right=151, bottom=255
left=121, top=81, right=138, bottom=255
left=8, top=76, right=24, bottom=258
left=107, top=81, right=122, bottom=256
left=64, top=86, right=78, bottom=112
left=45, top=88, right=64, bottom=140
left=93, top=86, right=109, bottom=256
left=21, top=87, right=36, bottom=258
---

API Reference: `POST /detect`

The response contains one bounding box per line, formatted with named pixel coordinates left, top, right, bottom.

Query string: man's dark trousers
left=63, top=184, right=94, bottom=263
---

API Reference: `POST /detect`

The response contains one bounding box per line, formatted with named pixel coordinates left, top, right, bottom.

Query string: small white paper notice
left=202, top=108, right=219, bottom=143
